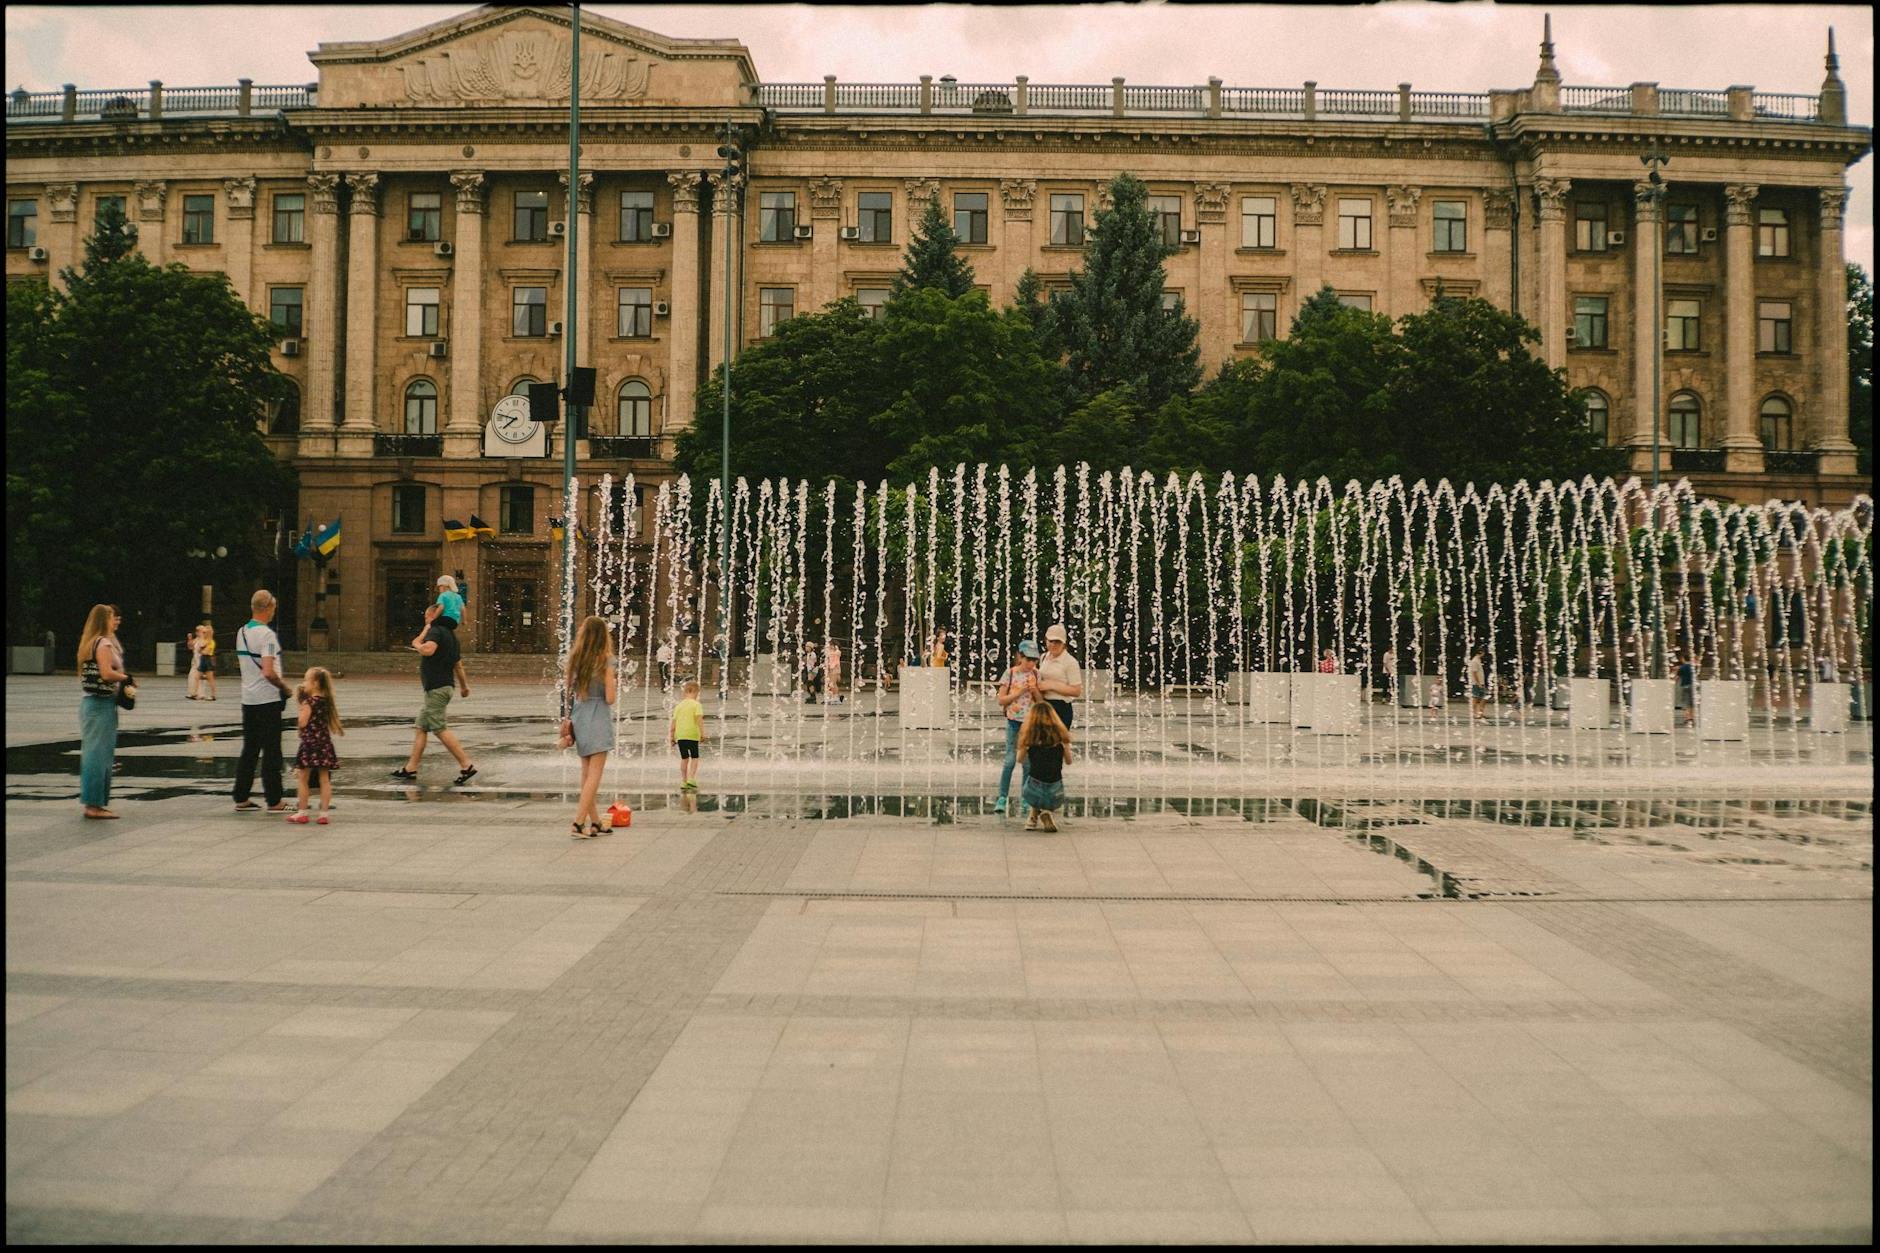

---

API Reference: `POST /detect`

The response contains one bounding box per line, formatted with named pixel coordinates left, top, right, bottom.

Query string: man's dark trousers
left=233, top=699, right=285, bottom=805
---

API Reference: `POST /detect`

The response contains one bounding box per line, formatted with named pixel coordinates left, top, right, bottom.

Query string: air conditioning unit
left=1179, top=229, right=1200, bottom=245
left=549, top=221, right=567, bottom=238
left=433, top=241, right=454, bottom=257
left=651, top=222, right=672, bottom=238
left=27, top=246, right=48, bottom=262
left=1700, top=227, right=1718, bottom=243
left=428, top=340, right=448, bottom=358
left=1608, top=230, right=1627, bottom=246
left=280, top=339, right=302, bottom=357
left=839, top=225, right=859, bottom=241
left=548, top=320, right=564, bottom=337
left=794, top=224, right=813, bottom=240
left=653, top=300, right=671, bottom=316
left=1565, top=326, right=1577, bottom=342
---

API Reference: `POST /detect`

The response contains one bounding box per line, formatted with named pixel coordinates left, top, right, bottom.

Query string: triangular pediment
left=308, top=5, right=756, bottom=109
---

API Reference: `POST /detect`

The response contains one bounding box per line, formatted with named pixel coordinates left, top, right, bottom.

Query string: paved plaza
left=5, top=674, right=1873, bottom=1243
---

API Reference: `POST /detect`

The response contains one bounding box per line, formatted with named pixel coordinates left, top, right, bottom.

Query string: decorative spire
left=1826, top=26, right=1839, bottom=74
left=1536, top=13, right=1560, bottom=84
left=1819, top=26, right=1847, bottom=123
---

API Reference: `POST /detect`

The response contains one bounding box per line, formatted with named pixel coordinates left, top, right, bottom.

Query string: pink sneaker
left=315, top=813, right=330, bottom=825
left=286, top=812, right=310, bottom=824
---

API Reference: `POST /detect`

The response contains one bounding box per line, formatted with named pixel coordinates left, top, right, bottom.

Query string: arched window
left=1668, top=391, right=1702, bottom=450
left=268, top=380, right=301, bottom=435
left=404, top=379, right=438, bottom=434
left=618, top=380, right=652, bottom=437
left=1579, top=389, right=1610, bottom=445
left=1759, top=395, right=1794, bottom=451
left=511, top=376, right=538, bottom=397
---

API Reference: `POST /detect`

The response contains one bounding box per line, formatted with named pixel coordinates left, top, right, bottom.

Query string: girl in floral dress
left=289, top=667, right=343, bottom=824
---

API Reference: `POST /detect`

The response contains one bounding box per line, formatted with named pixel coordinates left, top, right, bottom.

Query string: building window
left=514, top=189, right=549, bottom=242
left=181, top=194, right=214, bottom=244
left=1241, top=292, right=1277, bottom=342
left=1432, top=200, right=1468, bottom=253
left=1240, top=196, right=1276, bottom=250
left=953, top=192, right=988, bottom=244
left=94, top=195, right=125, bottom=226
left=1049, top=194, right=1085, bottom=246
left=617, top=287, right=653, bottom=337
left=1666, top=298, right=1701, bottom=351
left=1665, top=204, right=1698, bottom=254
left=403, top=380, right=438, bottom=434
left=1668, top=392, right=1702, bottom=449
left=758, top=287, right=795, bottom=337
left=1574, top=202, right=1607, bottom=252
left=856, top=287, right=889, bottom=320
left=1338, top=293, right=1373, bottom=312
left=619, top=190, right=654, bottom=242
left=1758, top=301, right=1793, bottom=354
left=1336, top=198, right=1372, bottom=250
left=1572, top=296, right=1609, bottom=349
left=1160, top=290, right=1181, bottom=313
left=269, top=286, right=304, bottom=337
left=268, top=381, right=301, bottom=435
left=1760, top=396, right=1794, bottom=450
left=1148, top=195, right=1183, bottom=247
left=857, top=191, right=892, bottom=243
left=1757, top=207, right=1789, bottom=258
left=407, top=192, right=441, bottom=242
left=391, top=485, right=426, bottom=534
left=499, top=485, right=535, bottom=535
left=511, top=377, right=539, bottom=397
left=1581, top=390, right=1611, bottom=444
left=513, top=286, right=548, bottom=337
left=618, top=379, right=652, bottom=436
left=405, top=287, right=440, bottom=338
left=272, top=193, right=305, bottom=244
left=758, top=191, right=797, bottom=242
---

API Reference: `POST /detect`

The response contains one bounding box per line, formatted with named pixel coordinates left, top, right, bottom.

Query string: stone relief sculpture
left=399, top=31, right=654, bottom=103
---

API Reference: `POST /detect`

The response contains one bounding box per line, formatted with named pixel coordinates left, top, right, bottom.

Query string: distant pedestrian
left=824, top=640, right=844, bottom=703
left=434, top=574, right=465, bottom=629
left=801, top=641, right=822, bottom=703
left=562, top=615, right=618, bottom=838
left=1017, top=700, right=1072, bottom=833
left=391, top=604, right=477, bottom=786
left=1317, top=647, right=1338, bottom=674
left=1467, top=646, right=1489, bottom=722
left=233, top=590, right=292, bottom=813
left=288, top=666, right=342, bottom=824
left=1381, top=646, right=1398, bottom=703
left=670, top=679, right=705, bottom=792
left=929, top=627, right=950, bottom=668
left=1037, top=623, right=1083, bottom=729
left=77, top=603, right=127, bottom=820
left=1676, top=652, right=1697, bottom=727
left=657, top=639, right=674, bottom=688
left=994, top=639, right=1042, bottom=816
left=186, top=625, right=203, bottom=700
left=195, top=623, right=218, bottom=700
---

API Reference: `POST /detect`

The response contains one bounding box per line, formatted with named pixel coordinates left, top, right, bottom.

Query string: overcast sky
left=7, top=3, right=1872, bottom=269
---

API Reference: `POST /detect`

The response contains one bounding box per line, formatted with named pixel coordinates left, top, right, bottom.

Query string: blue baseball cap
left=1017, top=639, right=1040, bottom=658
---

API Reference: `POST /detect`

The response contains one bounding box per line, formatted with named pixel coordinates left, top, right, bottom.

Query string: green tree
left=5, top=199, right=294, bottom=645
left=891, top=196, right=976, bottom=299
left=1848, top=262, right=1872, bottom=475
left=1051, top=173, right=1201, bottom=409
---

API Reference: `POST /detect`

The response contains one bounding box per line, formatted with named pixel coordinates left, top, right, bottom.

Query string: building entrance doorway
left=383, top=567, right=433, bottom=649
left=488, top=573, right=545, bottom=653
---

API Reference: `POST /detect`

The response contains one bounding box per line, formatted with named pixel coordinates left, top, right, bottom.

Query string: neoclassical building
left=6, top=5, right=1870, bottom=651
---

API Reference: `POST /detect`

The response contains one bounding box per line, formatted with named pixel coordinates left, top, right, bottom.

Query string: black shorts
left=676, top=739, right=700, bottom=760
left=1047, top=699, right=1074, bottom=729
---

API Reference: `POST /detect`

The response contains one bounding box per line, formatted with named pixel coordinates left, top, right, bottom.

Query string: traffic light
left=717, top=134, right=743, bottom=181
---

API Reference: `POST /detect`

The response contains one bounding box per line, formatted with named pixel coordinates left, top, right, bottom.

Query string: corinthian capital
left=667, top=171, right=703, bottom=214
left=307, top=173, right=342, bottom=214
left=904, top=178, right=940, bottom=207
left=558, top=170, right=595, bottom=215
left=1819, top=185, right=1848, bottom=229
left=999, top=178, right=1037, bottom=218
left=808, top=177, right=842, bottom=220
left=343, top=172, right=381, bottom=216
left=1723, top=184, right=1760, bottom=227
left=449, top=170, right=486, bottom=215
left=1289, top=183, right=1327, bottom=226
left=223, top=175, right=257, bottom=220
left=46, top=183, right=79, bottom=224
left=1385, top=185, right=1422, bottom=228
left=1631, top=179, right=1662, bottom=222
left=1533, top=177, right=1570, bottom=221
left=1193, top=182, right=1230, bottom=224
left=707, top=171, right=743, bottom=216
left=1483, top=188, right=1514, bottom=229
left=134, top=180, right=167, bottom=221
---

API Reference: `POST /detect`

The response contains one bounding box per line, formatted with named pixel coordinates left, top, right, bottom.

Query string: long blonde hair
left=77, top=604, right=115, bottom=669
left=565, top=615, right=613, bottom=696
left=198, top=622, right=215, bottom=644
left=300, top=666, right=343, bottom=735
left=1016, top=700, right=1069, bottom=761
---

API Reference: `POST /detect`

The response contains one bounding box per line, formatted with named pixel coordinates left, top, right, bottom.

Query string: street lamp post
left=1640, top=144, right=1670, bottom=679
left=557, top=3, right=583, bottom=661
left=715, top=123, right=743, bottom=694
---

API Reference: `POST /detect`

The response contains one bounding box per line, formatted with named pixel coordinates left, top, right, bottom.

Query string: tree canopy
left=891, top=196, right=976, bottom=300
left=1849, top=262, right=1872, bottom=475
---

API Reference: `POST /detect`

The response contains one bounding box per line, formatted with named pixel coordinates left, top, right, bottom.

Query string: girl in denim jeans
left=994, top=640, right=1041, bottom=816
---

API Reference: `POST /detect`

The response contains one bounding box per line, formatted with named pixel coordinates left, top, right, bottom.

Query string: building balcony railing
left=6, top=81, right=315, bottom=124
left=1763, top=450, right=1821, bottom=475
left=375, top=433, right=441, bottom=457
left=1670, top=448, right=1728, bottom=473
left=587, top=435, right=666, bottom=460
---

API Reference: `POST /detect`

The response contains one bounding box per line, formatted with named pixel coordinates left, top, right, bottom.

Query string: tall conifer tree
left=891, top=197, right=976, bottom=299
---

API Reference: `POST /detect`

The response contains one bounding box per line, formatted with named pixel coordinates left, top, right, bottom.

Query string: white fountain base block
left=1810, top=682, right=1850, bottom=732
left=1291, top=673, right=1360, bottom=733
left=1396, top=676, right=1444, bottom=708
left=1086, top=668, right=1112, bottom=702
left=1627, top=678, right=1675, bottom=734
left=1565, top=678, right=1611, bottom=730
left=749, top=653, right=782, bottom=696
left=1226, top=672, right=1292, bottom=722
left=1696, top=680, right=1750, bottom=740
left=898, top=666, right=951, bottom=730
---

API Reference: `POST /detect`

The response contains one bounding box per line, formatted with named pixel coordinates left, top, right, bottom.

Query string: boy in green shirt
left=669, top=679, right=705, bottom=792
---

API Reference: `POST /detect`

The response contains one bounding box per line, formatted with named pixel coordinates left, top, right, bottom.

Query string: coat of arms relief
left=398, top=30, right=654, bottom=103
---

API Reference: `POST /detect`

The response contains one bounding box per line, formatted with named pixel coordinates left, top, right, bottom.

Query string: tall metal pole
left=1642, top=145, right=1669, bottom=679
left=719, top=120, right=736, bottom=694
left=560, top=3, right=582, bottom=652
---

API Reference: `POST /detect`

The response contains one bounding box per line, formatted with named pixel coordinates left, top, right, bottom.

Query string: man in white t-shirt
left=1037, top=623, right=1084, bottom=729
left=233, top=589, right=291, bottom=812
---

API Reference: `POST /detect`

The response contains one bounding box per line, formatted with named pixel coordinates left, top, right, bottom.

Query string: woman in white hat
left=1037, top=623, right=1083, bottom=729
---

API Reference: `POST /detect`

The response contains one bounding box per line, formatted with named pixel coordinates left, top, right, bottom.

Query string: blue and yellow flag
left=311, top=517, right=341, bottom=558
left=443, top=518, right=475, bottom=542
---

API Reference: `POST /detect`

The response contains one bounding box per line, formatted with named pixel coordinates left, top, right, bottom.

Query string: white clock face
left=491, top=394, right=537, bottom=444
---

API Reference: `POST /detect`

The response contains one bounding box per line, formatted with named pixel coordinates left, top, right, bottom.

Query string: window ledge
left=1234, top=247, right=1287, bottom=257
left=1573, top=249, right=1621, bottom=259
left=502, top=335, right=553, bottom=344
left=263, top=241, right=310, bottom=250
left=1427, top=251, right=1477, bottom=260
left=394, top=335, right=444, bottom=343
left=844, top=240, right=899, bottom=248
left=175, top=241, right=218, bottom=249
left=397, top=237, right=444, bottom=247
left=1233, top=341, right=1277, bottom=350
left=957, top=242, right=994, bottom=250
left=1330, top=248, right=1379, bottom=256
left=607, top=335, right=664, bottom=344
left=751, top=239, right=807, bottom=248
left=1665, top=349, right=1711, bottom=358
left=1041, top=244, right=1085, bottom=252
left=506, top=239, right=556, bottom=246
left=1755, top=351, right=1800, bottom=359
left=1755, top=254, right=1796, bottom=263
left=1569, top=346, right=1618, bottom=355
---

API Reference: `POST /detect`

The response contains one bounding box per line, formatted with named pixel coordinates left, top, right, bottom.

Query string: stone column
left=1194, top=182, right=1231, bottom=368
left=1813, top=186, right=1855, bottom=471
left=1289, top=184, right=1327, bottom=302
left=339, top=173, right=381, bottom=455
left=706, top=172, right=743, bottom=371
left=1385, top=185, right=1422, bottom=317
left=133, top=180, right=166, bottom=265
left=664, top=171, right=704, bottom=435
left=1629, top=178, right=1662, bottom=459
left=44, top=183, right=78, bottom=293
left=1534, top=177, right=1571, bottom=367
left=301, top=173, right=343, bottom=450
left=999, top=179, right=1037, bottom=300
left=222, top=176, right=257, bottom=311
left=444, top=171, right=486, bottom=457
left=559, top=170, right=595, bottom=357
left=807, top=176, right=842, bottom=313
left=1482, top=188, right=1514, bottom=313
left=1721, top=184, right=1763, bottom=471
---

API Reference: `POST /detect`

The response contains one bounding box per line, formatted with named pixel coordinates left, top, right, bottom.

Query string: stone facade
left=4, top=5, right=1871, bottom=651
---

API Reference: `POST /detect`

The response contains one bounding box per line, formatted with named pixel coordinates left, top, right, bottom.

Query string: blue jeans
left=1023, top=777, right=1065, bottom=813
left=998, top=718, right=1029, bottom=802
left=79, top=695, right=118, bottom=808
